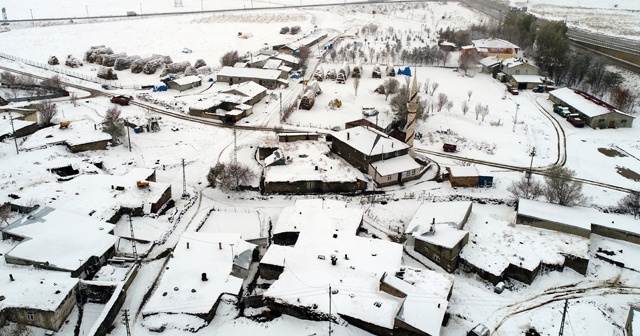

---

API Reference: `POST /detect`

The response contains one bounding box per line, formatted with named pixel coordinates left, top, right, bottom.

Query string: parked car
left=468, top=324, right=490, bottom=336
left=102, top=84, right=114, bottom=90
left=362, top=107, right=379, bottom=117
left=182, top=48, right=192, bottom=54
left=443, top=143, right=457, bottom=152
left=567, top=114, right=585, bottom=127
left=553, top=105, right=570, bottom=117
left=532, top=85, right=545, bottom=93
left=507, top=86, right=519, bottom=95
left=110, top=95, right=132, bottom=106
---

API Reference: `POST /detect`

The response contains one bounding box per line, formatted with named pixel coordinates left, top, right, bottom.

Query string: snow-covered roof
left=502, top=57, right=538, bottom=69
left=440, top=41, right=456, bottom=47
left=382, top=267, right=453, bottom=336
left=22, top=119, right=111, bottom=149
left=265, top=141, right=363, bottom=183
left=260, top=243, right=293, bottom=267
left=332, top=126, right=409, bottom=156
left=0, top=243, right=78, bottom=311
left=405, top=201, right=472, bottom=248
left=170, top=75, right=201, bottom=86
left=190, top=98, right=222, bottom=111
left=0, top=113, right=35, bottom=137
left=233, top=62, right=248, bottom=68
left=142, top=232, right=247, bottom=316
left=11, top=168, right=170, bottom=222
left=479, top=56, right=501, bottom=67
left=263, top=59, right=282, bottom=70
left=259, top=134, right=279, bottom=148
left=222, top=81, right=267, bottom=98
left=472, top=38, right=518, bottom=49
left=2, top=207, right=117, bottom=272
left=510, top=75, right=543, bottom=84
left=448, top=166, right=479, bottom=177
left=370, top=154, right=421, bottom=176
left=273, top=53, right=300, bottom=64
left=264, top=230, right=404, bottom=329
left=294, top=198, right=347, bottom=209
left=550, top=88, right=632, bottom=118
left=217, top=66, right=281, bottom=80
left=197, top=211, right=262, bottom=240
left=278, top=65, right=292, bottom=73
left=518, top=199, right=640, bottom=235
left=273, top=203, right=363, bottom=236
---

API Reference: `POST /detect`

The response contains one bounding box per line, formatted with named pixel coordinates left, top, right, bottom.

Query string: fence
left=8, top=92, right=66, bottom=102
left=0, top=52, right=143, bottom=90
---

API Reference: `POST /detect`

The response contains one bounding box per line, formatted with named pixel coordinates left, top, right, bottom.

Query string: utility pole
left=139, top=3, right=142, bottom=16
left=558, top=299, right=568, bottom=336
left=328, top=285, right=333, bottom=336
left=181, top=158, right=189, bottom=199
left=85, top=5, right=89, bottom=17
left=527, top=147, right=536, bottom=179
left=201, top=0, right=203, bottom=12
left=8, top=113, right=18, bottom=154
left=126, top=119, right=131, bottom=152
left=279, top=92, right=283, bottom=119
left=512, top=103, right=520, bottom=132
left=128, top=214, right=138, bottom=261
left=122, top=309, right=132, bottom=336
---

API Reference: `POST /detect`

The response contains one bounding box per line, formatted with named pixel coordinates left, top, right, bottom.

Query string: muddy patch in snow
left=598, top=147, right=627, bottom=158
left=616, top=166, right=640, bottom=182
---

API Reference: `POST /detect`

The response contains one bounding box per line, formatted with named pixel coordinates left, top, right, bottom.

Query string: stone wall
left=2, top=285, right=77, bottom=331
left=67, top=139, right=110, bottom=153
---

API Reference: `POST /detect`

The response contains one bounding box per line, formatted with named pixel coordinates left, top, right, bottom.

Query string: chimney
left=9, top=274, right=14, bottom=281
left=218, top=242, right=222, bottom=250
left=432, top=218, right=435, bottom=225
left=201, top=273, right=208, bottom=281
left=186, top=242, right=190, bottom=249
left=331, top=255, right=337, bottom=266
left=315, top=166, right=319, bottom=171
left=347, top=132, right=350, bottom=140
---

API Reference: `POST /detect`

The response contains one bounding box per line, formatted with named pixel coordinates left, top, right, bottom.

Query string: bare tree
left=0, top=71, right=17, bottom=85
left=467, top=90, right=473, bottom=101
left=480, top=106, right=489, bottom=121
left=383, top=78, right=399, bottom=101
left=36, top=100, right=58, bottom=126
left=508, top=176, right=544, bottom=200
left=104, top=106, right=122, bottom=124
left=207, top=163, right=226, bottom=188
left=461, top=100, right=469, bottom=116
left=102, top=106, right=125, bottom=142
left=0, top=203, right=11, bottom=226
left=0, top=323, right=35, bottom=336
left=70, top=93, right=79, bottom=107
left=543, top=166, right=586, bottom=206
left=423, top=78, right=430, bottom=94
left=430, top=82, right=439, bottom=96
left=445, top=101, right=454, bottom=112
left=436, top=93, right=449, bottom=112
left=617, top=191, right=640, bottom=219
left=475, top=103, right=482, bottom=120
left=611, top=87, right=636, bottom=112
left=329, top=49, right=337, bottom=63
left=40, top=74, right=65, bottom=92
left=297, top=46, right=312, bottom=69
left=353, top=77, right=360, bottom=96
left=220, top=50, right=240, bottom=67
left=389, top=82, right=427, bottom=125
left=219, top=162, right=257, bottom=191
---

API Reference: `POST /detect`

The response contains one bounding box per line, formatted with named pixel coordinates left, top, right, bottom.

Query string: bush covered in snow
left=160, top=61, right=192, bottom=77
left=48, top=56, right=59, bottom=65
left=65, top=55, right=83, bottom=68
left=97, top=67, right=118, bottom=80
left=142, top=58, right=165, bottom=75
left=196, top=66, right=212, bottom=75
left=194, top=59, right=207, bottom=69
left=131, top=55, right=172, bottom=74
left=101, top=52, right=127, bottom=67
left=114, top=55, right=141, bottom=71
left=184, top=66, right=198, bottom=76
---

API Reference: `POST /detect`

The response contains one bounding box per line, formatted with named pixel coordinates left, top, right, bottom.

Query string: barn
left=550, top=88, right=634, bottom=128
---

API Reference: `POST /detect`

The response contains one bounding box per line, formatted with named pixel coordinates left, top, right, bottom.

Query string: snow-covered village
left=0, top=0, right=639, bottom=335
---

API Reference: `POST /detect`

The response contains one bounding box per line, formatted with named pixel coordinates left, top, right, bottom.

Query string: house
left=167, top=75, right=202, bottom=92
left=368, top=155, right=422, bottom=187
left=626, top=306, right=639, bottom=336
left=196, top=210, right=263, bottom=243
left=498, top=58, right=542, bottom=89
left=278, top=132, right=318, bottom=142
left=262, top=59, right=282, bottom=70
left=0, top=112, right=38, bottom=141
left=550, top=88, right=634, bottom=128
left=405, top=201, right=472, bottom=272
left=216, top=66, right=285, bottom=90
left=10, top=168, right=172, bottom=224
left=262, top=141, right=367, bottom=194
left=278, top=30, right=327, bottom=59
left=221, top=81, right=268, bottom=106
left=270, top=199, right=362, bottom=246
left=0, top=255, right=79, bottom=331
left=462, top=38, right=519, bottom=59
left=331, top=126, right=410, bottom=172
left=142, top=232, right=254, bottom=329
left=260, top=200, right=454, bottom=336
left=479, top=56, right=501, bottom=73
left=2, top=207, right=118, bottom=278
left=20, top=119, right=112, bottom=153
left=258, top=134, right=279, bottom=160
left=272, top=53, right=301, bottom=70
left=438, top=41, right=457, bottom=52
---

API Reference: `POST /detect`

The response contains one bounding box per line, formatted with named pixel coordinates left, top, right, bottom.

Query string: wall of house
left=516, top=215, right=592, bottom=238
left=503, top=63, right=539, bottom=76
left=379, top=280, right=407, bottom=298
left=449, top=175, right=479, bottom=188
left=278, top=134, right=319, bottom=142
left=563, top=254, right=589, bottom=275
left=331, top=137, right=408, bottom=172
left=67, top=140, right=109, bottom=153
left=394, top=318, right=434, bottom=336
left=340, top=314, right=394, bottom=336
left=263, top=180, right=365, bottom=195
left=2, top=285, right=77, bottom=331
left=458, top=257, right=503, bottom=285
left=371, top=167, right=424, bottom=187
left=625, top=308, right=636, bottom=336
left=259, top=147, right=278, bottom=160
left=151, top=186, right=172, bottom=213
left=586, top=112, right=633, bottom=129
left=13, top=123, right=38, bottom=138
left=592, top=224, right=640, bottom=245
left=414, top=239, right=464, bottom=273
left=504, top=262, right=539, bottom=285
left=258, top=263, right=284, bottom=280
left=272, top=232, right=300, bottom=246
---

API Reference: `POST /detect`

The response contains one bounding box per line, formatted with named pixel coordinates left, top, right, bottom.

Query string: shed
left=167, top=75, right=202, bottom=92
left=446, top=166, right=479, bottom=187
left=550, top=88, right=634, bottom=128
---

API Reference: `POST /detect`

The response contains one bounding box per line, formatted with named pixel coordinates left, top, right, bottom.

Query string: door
left=609, top=121, right=615, bottom=128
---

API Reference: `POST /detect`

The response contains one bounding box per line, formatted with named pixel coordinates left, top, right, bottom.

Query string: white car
left=182, top=48, right=192, bottom=54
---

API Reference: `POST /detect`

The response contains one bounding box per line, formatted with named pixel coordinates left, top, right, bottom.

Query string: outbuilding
left=167, top=75, right=202, bottom=92
left=550, top=88, right=634, bottom=128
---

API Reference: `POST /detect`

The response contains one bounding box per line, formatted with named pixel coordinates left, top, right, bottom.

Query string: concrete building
left=550, top=88, right=634, bottom=128
left=331, top=126, right=410, bottom=171
left=216, top=66, right=286, bottom=90
left=368, top=155, right=422, bottom=187
left=221, top=81, right=267, bottom=106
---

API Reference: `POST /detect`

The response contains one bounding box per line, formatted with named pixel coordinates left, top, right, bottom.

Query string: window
left=411, top=169, right=416, bottom=175
left=515, top=69, right=520, bottom=74
left=27, top=312, right=34, bottom=321
left=387, top=175, right=392, bottom=181
left=621, top=120, right=627, bottom=123
left=433, top=254, right=441, bottom=263
left=599, top=119, right=605, bottom=123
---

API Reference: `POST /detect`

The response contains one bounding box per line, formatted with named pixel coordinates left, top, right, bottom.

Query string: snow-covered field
left=1, top=1, right=640, bottom=336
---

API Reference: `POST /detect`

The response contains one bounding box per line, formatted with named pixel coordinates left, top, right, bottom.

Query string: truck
left=127, top=11, right=137, bottom=16
left=567, top=114, right=585, bottom=128
left=110, top=95, right=132, bottom=106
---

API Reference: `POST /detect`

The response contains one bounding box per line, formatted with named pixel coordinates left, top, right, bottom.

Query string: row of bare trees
left=207, top=162, right=256, bottom=192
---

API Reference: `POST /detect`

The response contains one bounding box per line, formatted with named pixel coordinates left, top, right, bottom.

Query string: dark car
left=443, top=143, right=457, bottom=152
left=110, top=95, right=132, bottom=106
left=507, top=87, right=519, bottom=95
left=567, top=114, right=585, bottom=128
left=532, top=85, right=545, bottom=93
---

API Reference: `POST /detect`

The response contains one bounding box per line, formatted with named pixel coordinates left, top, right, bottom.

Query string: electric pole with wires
left=328, top=285, right=333, bottom=336
left=128, top=214, right=138, bottom=261
left=558, top=299, right=568, bottom=336
left=181, top=158, right=189, bottom=199
left=122, top=309, right=131, bottom=336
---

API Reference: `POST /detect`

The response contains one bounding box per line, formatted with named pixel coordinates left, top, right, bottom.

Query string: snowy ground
left=1, top=1, right=640, bottom=336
